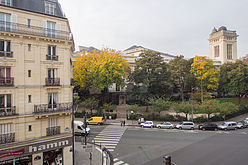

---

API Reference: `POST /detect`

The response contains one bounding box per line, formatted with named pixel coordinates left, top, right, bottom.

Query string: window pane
left=0, top=40, right=4, bottom=51
left=7, top=94, right=11, bottom=107
left=6, top=41, right=10, bottom=52
left=48, top=45, right=51, bottom=55
left=52, top=46, right=56, bottom=55
left=0, top=95, right=4, bottom=108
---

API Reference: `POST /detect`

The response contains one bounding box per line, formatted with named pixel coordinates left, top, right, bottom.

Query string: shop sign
left=0, top=149, right=24, bottom=159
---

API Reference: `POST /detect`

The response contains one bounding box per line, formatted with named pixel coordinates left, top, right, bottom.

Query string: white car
left=156, top=122, right=174, bottom=129
left=74, top=121, right=90, bottom=135
left=218, top=121, right=237, bottom=130
left=140, top=121, right=154, bottom=128
left=176, top=122, right=195, bottom=130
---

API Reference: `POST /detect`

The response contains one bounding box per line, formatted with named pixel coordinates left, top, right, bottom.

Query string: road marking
left=94, top=140, right=119, bottom=143
left=114, top=161, right=124, bottom=165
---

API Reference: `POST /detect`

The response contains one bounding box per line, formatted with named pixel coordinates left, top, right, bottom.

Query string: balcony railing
left=0, top=133, right=15, bottom=144
left=0, top=107, right=16, bottom=117
left=0, top=21, right=72, bottom=40
left=34, top=102, right=72, bottom=114
left=45, top=78, right=60, bottom=86
left=46, top=55, right=58, bottom=61
left=0, top=77, right=14, bottom=86
left=46, top=126, right=60, bottom=136
left=0, top=51, right=13, bottom=58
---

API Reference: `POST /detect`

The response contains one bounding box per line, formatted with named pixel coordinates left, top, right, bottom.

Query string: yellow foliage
left=73, top=49, right=129, bottom=90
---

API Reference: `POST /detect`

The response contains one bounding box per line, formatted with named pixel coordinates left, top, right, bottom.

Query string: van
left=74, top=121, right=90, bottom=135
left=87, top=117, right=103, bottom=125
left=218, top=121, right=237, bottom=130
left=176, top=122, right=195, bottom=130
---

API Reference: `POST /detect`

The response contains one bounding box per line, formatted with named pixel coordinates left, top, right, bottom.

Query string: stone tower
left=209, top=26, right=238, bottom=66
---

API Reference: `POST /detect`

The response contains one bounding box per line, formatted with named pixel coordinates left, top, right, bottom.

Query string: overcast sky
left=59, top=0, right=248, bottom=58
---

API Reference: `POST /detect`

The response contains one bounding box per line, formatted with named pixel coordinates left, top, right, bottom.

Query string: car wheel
left=214, top=128, right=218, bottom=131
left=169, top=127, right=173, bottom=129
left=179, top=127, right=182, bottom=130
left=202, top=128, right=205, bottom=131
left=141, top=125, right=144, bottom=128
left=224, top=128, right=227, bottom=131
left=97, top=123, right=101, bottom=125
left=191, top=127, right=194, bottom=130
left=158, top=126, right=161, bottom=129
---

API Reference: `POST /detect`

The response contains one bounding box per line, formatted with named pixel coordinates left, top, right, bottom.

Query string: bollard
left=163, top=155, right=171, bottom=165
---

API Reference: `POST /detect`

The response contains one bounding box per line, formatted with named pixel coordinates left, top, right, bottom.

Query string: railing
left=0, top=21, right=72, bottom=40
left=0, top=133, right=15, bottom=144
left=46, top=126, right=60, bottom=136
left=45, top=78, right=60, bottom=86
left=34, top=102, right=73, bottom=114
left=46, top=55, right=58, bottom=61
left=0, top=107, right=16, bottom=117
left=0, top=51, right=13, bottom=57
left=0, top=77, right=14, bottom=86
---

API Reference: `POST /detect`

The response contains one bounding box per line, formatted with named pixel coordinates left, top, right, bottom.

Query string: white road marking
left=114, top=160, right=124, bottom=165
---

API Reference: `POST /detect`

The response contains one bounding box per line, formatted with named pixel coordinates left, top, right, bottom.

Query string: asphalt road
left=84, top=125, right=248, bottom=165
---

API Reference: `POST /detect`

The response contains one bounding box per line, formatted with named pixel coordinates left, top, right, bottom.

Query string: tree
left=73, top=49, right=129, bottom=91
left=150, top=98, right=172, bottom=115
left=128, top=104, right=140, bottom=114
left=174, top=102, right=192, bottom=120
left=190, top=56, right=219, bottom=102
left=200, top=100, right=220, bottom=120
left=227, top=61, right=248, bottom=106
left=80, top=97, right=99, bottom=114
left=218, top=102, right=239, bottom=120
left=129, top=50, right=173, bottom=98
left=218, top=63, right=234, bottom=96
left=169, top=55, right=195, bottom=102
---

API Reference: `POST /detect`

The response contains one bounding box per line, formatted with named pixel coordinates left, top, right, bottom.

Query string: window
left=227, top=44, right=232, bottom=60
left=28, top=44, right=31, bottom=51
left=48, top=93, right=57, bottom=109
left=0, top=0, right=12, bottom=6
left=0, top=94, right=11, bottom=110
left=49, top=118, right=58, bottom=127
left=48, top=68, right=57, bottom=78
left=28, top=125, right=32, bottom=132
left=0, top=67, right=11, bottom=83
left=28, top=95, right=31, bottom=103
left=45, top=1, right=56, bottom=15
left=0, top=13, right=11, bottom=31
left=214, top=45, right=219, bottom=57
left=0, top=40, right=11, bottom=57
left=0, top=123, right=12, bottom=134
left=27, top=19, right=31, bottom=28
left=47, top=21, right=56, bottom=38
left=47, top=45, right=57, bottom=60
left=28, top=70, right=31, bottom=77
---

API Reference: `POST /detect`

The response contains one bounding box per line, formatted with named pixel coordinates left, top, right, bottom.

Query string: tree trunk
left=207, top=113, right=210, bottom=121
left=238, top=94, right=241, bottom=108
left=181, top=87, right=184, bottom=103
left=185, top=114, right=188, bottom=120
left=201, top=77, right=203, bottom=102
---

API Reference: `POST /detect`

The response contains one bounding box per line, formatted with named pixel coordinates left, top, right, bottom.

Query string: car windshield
left=221, top=123, right=228, bottom=126
left=146, top=122, right=152, bottom=124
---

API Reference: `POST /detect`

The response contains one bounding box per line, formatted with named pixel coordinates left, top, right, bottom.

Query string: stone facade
left=0, top=1, right=74, bottom=165
left=209, top=26, right=238, bottom=66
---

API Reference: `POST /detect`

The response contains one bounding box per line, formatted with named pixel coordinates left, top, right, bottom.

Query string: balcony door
left=47, top=21, right=56, bottom=38
left=0, top=67, right=11, bottom=84
left=0, top=13, right=10, bottom=31
left=0, top=94, right=11, bottom=113
left=48, top=68, right=56, bottom=79
left=48, top=93, right=57, bottom=109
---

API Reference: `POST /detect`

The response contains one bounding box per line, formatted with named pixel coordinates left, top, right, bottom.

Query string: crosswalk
left=113, top=158, right=129, bottom=165
left=92, top=125, right=127, bottom=152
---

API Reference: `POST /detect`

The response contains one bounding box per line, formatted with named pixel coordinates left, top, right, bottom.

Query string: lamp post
left=131, top=111, right=134, bottom=124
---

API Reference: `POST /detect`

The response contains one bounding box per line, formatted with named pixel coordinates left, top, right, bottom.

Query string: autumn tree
left=169, top=56, right=195, bottom=102
left=129, top=50, right=173, bottom=99
left=73, top=49, right=129, bottom=91
left=190, top=56, right=219, bottom=102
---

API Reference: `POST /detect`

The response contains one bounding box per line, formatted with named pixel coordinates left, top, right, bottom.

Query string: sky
left=59, top=0, right=248, bottom=58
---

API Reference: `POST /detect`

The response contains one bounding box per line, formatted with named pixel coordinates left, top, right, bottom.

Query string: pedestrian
left=121, top=120, right=123, bottom=127
left=123, top=120, right=125, bottom=126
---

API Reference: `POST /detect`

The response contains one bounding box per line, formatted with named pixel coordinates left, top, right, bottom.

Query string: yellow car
left=87, top=117, right=103, bottom=125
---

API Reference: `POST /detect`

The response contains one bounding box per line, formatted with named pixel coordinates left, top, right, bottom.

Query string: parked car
left=237, top=121, right=245, bottom=129
left=176, top=122, right=195, bottom=130
left=156, top=122, right=174, bottom=129
left=198, top=123, right=218, bottom=131
left=218, top=122, right=237, bottom=130
left=140, top=121, right=154, bottom=128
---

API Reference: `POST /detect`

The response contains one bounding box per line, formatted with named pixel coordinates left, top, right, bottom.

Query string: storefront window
left=43, top=148, right=63, bottom=165
left=0, top=155, right=32, bottom=165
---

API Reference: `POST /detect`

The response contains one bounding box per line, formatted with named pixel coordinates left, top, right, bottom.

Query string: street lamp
left=131, top=111, right=134, bottom=124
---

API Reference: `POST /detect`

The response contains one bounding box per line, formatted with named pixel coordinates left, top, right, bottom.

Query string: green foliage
left=128, top=50, right=173, bottom=98
left=149, top=98, right=172, bottom=114
left=102, top=103, right=116, bottom=112
left=174, top=102, right=192, bottom=119
left=217, top=102, right=239, bottom=120
left=127, top=104, right=140, bottom=114
left=200, top=100, right=220, bottom=120
left=79, top=97, right=99, bottom=110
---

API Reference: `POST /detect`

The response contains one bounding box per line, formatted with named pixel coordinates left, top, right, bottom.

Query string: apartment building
left=0, top=0, right=74, bottom=165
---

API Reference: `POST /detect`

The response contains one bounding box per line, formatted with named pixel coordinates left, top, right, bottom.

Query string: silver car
left=176, top=122, right=195, bottom=130
left=156, top=122, right=174, bottom=129
left=218, top=122, right=237, bottom=130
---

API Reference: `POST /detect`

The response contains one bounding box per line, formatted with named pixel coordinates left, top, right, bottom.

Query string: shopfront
left=0, top=136, right=72, bottom=165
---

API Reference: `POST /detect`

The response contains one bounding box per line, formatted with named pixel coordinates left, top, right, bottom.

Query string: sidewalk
left=75, top=141, right=113, bottom=165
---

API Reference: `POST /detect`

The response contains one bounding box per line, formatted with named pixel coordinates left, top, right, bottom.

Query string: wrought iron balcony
left=0, top=21, right=72, bottom=40
left=45, top=78, right=60, bottom=86
left=0, top=51, right=13, bottom=58
left=0, top=133, right=15, bottom=144
left=46, top=126, right=60, bottom=136
left=0, top=107, right=16, bottom=117
left=46, top=55, right=58, bottom=61
left=0, top=77, right=14, bottom=86
left=34, top=102, right=73, bottom=114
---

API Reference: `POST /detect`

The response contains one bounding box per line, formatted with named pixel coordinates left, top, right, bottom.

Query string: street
left=82, top=124, right=248, bottom=165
